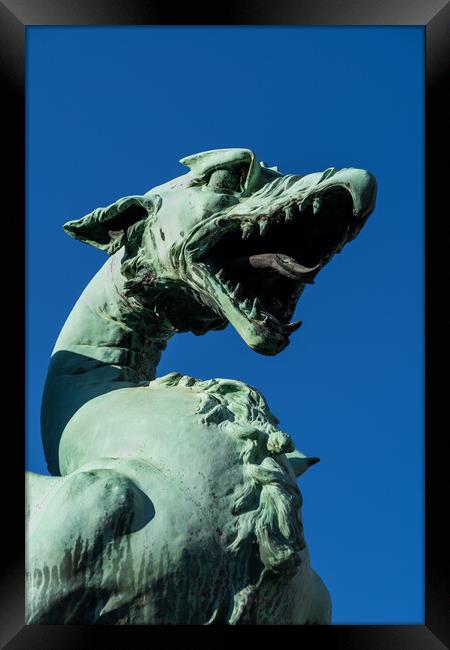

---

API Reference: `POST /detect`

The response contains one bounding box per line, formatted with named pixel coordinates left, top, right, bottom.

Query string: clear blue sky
left=26, top=26, right=424, bottom=624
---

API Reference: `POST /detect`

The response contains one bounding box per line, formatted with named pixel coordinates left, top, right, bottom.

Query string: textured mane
left=149, top=372, right=305, bottom=622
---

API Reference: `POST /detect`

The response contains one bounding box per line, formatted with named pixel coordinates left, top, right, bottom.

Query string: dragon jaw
left=178, top=167, right=377, bottom=355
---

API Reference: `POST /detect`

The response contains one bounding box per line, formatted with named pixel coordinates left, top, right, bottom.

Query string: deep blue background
left=26, top=26, right=424, bottom=624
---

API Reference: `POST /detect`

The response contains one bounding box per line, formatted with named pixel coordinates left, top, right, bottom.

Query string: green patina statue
left=26, top=148, right=376, bottom=624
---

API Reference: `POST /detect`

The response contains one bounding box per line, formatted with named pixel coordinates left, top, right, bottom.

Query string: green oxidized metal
left=26, top=148, right=377, bottom=624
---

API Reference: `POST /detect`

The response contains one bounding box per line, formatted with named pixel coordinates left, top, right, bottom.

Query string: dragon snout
left=341, top=168, right=377, bottom=219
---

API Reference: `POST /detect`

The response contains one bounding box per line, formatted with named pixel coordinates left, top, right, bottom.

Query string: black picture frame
left=2, top=0, right=448, bottom=646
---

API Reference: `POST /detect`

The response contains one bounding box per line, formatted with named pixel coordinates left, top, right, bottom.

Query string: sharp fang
left=259, top=219, right=269, bottom=236
left=249, top=297, right=261, bottom=319
left=216, top=268, right=225, bottom=280
left=225, top=281, right=233, bottom=292
left=232, top=282, right=244, bottom=299
left=242, top=298, right=251, bottom=311
left=313, top=197, right=322, bottom=214
left=241, top=223, right=253, bottom=240
left=284, top=205, right=295, bottom=222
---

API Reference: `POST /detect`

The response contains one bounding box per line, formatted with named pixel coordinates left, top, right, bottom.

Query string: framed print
left=1, top=0, right=448, bottom=646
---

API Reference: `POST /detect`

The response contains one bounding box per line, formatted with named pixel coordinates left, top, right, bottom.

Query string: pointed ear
left=63, top=194, right=161, bottom=253
left=286, top=450, right=320, bottom=477
left=180, top=148, right=261, bottom=196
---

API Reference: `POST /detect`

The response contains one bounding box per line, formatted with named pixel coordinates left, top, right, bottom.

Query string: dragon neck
left=51, top=250, right=172, bottom=382
left=41, top=250, right=175, bottom=475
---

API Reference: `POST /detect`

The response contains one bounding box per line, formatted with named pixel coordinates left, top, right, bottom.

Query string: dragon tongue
left=246, top=253, right=320, bottom=280
left=223, top=254, right=320, bottom=285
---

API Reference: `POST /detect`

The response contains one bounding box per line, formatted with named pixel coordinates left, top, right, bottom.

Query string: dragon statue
left=26, top=148, right=376, bottom=625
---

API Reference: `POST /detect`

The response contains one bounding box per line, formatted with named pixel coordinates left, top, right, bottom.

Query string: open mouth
left=181, top=170, right=376, bottom=354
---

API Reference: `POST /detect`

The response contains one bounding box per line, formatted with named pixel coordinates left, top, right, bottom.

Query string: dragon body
left=26, top=149, right=376, bottom=624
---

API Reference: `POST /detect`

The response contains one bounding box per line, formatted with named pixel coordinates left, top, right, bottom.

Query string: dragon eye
left=208, top=165, right=249, bottom=193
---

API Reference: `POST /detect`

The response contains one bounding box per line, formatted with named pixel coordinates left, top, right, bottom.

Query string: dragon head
left=64, top=148, right=377, bottom=355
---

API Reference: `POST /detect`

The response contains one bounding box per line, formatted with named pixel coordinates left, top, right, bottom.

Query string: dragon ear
left=286, top=450, right=320, bottom=477
left=180, top=148, right=261, bottom=196
left=63, top=194, right=161, bottom=253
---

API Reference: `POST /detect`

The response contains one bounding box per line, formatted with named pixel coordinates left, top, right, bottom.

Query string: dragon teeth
left=249, top=297, right=261, bottom=319
left=216, top=268, right=225, bottom=280
left=241, top=223, right=254, bottom=240
left=312, top=197, right=322, bottom=214
left=260, top=311, right=279, bottom=327
left=232, top=282, right=244, bottom=299
left=225, top=280, right=233, bottom=292
left=284, top=205, right=295, bottom=222
left=241, top=298, right=251, bottom=311
left=259, top=219, right=269, bottom=236
left=261, top=311, right=274, bottom=325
